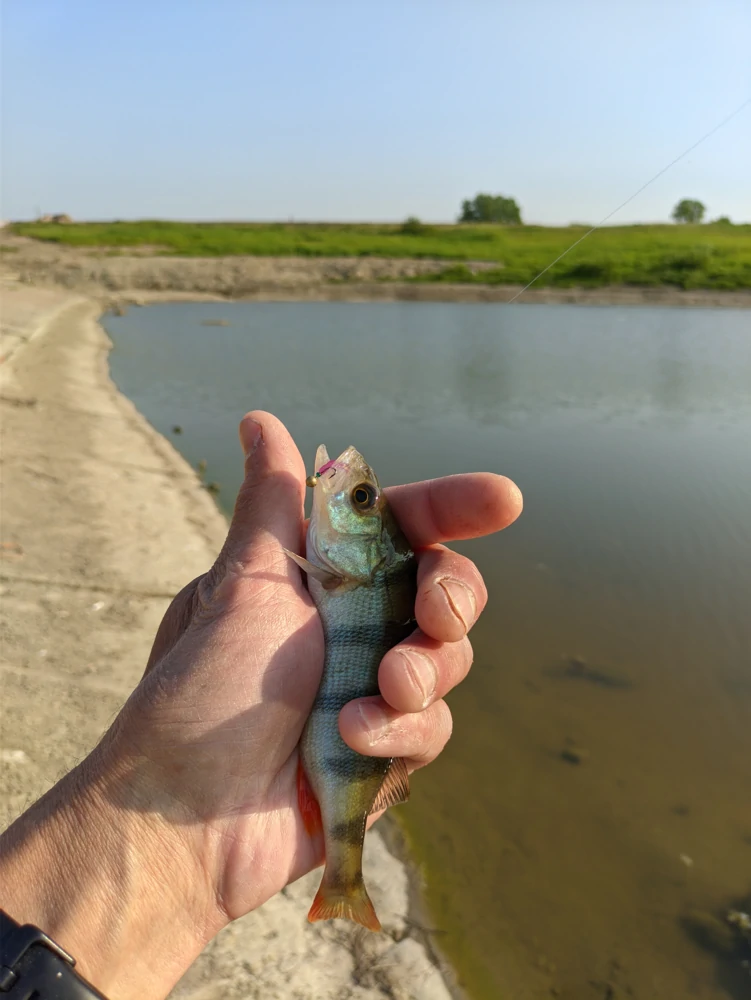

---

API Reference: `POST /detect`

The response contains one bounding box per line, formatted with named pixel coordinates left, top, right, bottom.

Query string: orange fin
left=370, top=757, right=410, bottom=814
left=297, top=757, right=322, bottom=837
left=308, top=879, right=381, bottom=932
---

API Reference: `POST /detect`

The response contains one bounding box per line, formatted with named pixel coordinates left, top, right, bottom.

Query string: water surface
left=105, top=301, right=751, bottom=1000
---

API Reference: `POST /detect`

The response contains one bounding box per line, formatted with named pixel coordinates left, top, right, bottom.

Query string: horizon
left=3, top=1, right=750, bottom=226
left=10, top=217, right=749, bottom=228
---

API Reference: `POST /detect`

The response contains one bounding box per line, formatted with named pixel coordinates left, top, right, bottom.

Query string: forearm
left=0, top=744, right=223, bottom=1000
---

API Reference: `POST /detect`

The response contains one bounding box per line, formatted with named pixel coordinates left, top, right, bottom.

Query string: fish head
left=307, top=444, right=409, bottom=584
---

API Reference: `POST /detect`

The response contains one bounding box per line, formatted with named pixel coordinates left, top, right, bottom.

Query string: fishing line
left=507, top=96, right=751, bottom=303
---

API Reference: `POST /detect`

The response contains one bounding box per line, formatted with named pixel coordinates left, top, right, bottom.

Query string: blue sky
left=2, top=1, right=750, bottom=224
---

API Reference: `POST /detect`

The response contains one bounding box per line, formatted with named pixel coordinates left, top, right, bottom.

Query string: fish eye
left=351, top=482, right=378, bottom=512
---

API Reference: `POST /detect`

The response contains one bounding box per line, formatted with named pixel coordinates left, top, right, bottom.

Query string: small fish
left=285, top=444, right=417, bottom=931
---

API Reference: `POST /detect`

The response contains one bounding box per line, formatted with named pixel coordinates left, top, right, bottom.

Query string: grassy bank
left=11, top=220, right=751, bottom=290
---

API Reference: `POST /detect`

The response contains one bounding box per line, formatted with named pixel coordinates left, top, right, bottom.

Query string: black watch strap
left=0, top=909, right=109, bottom=999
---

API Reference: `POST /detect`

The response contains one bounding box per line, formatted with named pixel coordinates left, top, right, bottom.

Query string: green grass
left=10, top=220, right=751, bottom=289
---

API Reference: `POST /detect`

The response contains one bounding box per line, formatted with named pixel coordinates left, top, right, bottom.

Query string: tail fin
left=308, top=873, right=381, bottom=932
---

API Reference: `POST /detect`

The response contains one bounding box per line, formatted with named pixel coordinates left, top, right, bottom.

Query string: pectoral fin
left=283, top=548, right=343, bottom=588
left=370, top=757, right=410, bottom=814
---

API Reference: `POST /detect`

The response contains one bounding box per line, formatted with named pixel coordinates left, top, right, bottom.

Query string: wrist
left=0, top=740, right=227, bottom=1000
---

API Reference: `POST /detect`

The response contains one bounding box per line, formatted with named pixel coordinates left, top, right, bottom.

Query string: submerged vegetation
left=11, top=220, right=751, bottom=290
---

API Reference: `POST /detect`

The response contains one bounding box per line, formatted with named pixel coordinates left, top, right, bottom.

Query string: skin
left=0, top=411, right=522, bottom=1000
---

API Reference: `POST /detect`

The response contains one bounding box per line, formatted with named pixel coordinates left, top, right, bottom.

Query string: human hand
left=115, top=411, right=521, bottom=914
left=0, top=411, right=522, bottom=999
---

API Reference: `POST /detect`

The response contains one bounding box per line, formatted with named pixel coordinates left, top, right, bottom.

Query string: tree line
left=399, top=195, right=733, bottom=231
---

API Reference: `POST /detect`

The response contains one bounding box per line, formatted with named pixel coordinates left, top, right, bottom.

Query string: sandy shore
left=0, top=277, right=456, bottom=1000
left=3, top=230, right=751, bottom=307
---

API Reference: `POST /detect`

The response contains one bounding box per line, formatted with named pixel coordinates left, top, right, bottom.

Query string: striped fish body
left=302, top=564, right=415, bottom=929
left=285, top=444, right=416, bottom=931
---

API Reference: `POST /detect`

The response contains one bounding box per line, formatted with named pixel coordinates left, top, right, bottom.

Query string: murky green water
left=105, top=301, right=751, bottom=1000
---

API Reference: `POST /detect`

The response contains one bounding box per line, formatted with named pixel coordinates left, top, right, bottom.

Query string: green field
left=11, top=220, right=751, bottom=289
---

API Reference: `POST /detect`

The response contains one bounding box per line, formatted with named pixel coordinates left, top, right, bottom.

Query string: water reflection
left=652, top=318, right=691, bottom=414
left=452, top=316, right=515, bottom=425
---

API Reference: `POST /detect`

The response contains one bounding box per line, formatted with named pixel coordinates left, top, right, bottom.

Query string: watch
left=0, top=909, right=109, bottom=999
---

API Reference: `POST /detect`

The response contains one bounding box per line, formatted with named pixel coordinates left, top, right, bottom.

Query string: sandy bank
left=0, top=278, right=455, bottom=1000
left=3, top=231, right=751, bottom=307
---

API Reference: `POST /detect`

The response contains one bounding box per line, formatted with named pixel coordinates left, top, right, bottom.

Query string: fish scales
left=304, top=570, right=414, bottom=840
left=285, top=444, right=416, bottom=931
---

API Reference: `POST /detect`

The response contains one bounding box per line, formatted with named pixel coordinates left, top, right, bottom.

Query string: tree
left=459, top=193, right=522, bottom=224
left=671, top=199, right=705, bottom=224
left=400, top=216, right=428, bottom=235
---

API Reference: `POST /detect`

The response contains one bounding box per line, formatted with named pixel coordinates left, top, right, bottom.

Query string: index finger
left=385, top=473, right=522, bottom=548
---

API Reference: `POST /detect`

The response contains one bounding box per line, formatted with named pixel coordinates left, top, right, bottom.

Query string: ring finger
left=339, top=697, right=453, bottom=771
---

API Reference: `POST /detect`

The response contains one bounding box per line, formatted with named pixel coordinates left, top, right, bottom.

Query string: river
left=104, top=300, right=751, bottom=1000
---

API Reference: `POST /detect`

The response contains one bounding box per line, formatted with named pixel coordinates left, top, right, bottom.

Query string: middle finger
left=379, top=631, right=473, bottom=713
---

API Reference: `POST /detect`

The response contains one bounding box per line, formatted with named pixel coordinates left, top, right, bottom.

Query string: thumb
left=219, top=411, right=307, bottom=575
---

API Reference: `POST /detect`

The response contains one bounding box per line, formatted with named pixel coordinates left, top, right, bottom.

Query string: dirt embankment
left=0, top=278, right=456, bottom=1000
left=3, top=231, right=750, bottom=307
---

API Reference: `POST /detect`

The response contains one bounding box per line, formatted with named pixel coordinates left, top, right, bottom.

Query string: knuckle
left=458, top=556, right=487, bottom=609
left=164, top=576, right=204, bottom=633
left=194, top=555, right=249, bottom=623
left=230, top=486, right=255, bottom=531
left=419, top=550, right=487, bottom=615
left=193, top=570, right=226, bottom=627
left=475, top=570, right=489, bottom=611
left=448, top=636, right=473, bottom=680
left=144, top=575, right=204, bottom=674
left=432, top=640, right=472, bottom=699
left=197, top=535, right=285, bottom=624
left=422, top=700, right=452, bottom=752
left=436, top=699, right=453, bottom=739
left=234, top=475, right=262, bottom=514
left=424, top=481, right=444, bottom=542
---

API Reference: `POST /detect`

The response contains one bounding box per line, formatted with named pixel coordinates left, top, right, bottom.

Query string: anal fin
left=370, top=757, right=410, bottom=814
left=297, top=757, right=322, bottom=837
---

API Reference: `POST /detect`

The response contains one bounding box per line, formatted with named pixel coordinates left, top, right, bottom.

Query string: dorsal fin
left=370, top=757, right=410, bottom=814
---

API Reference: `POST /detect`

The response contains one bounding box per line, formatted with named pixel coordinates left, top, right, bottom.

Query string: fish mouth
left=308, top=444, right=354, bottom=565
left=314, top=444, right=331, bottom=478
left=312, top=445, right=366, bottom=493
left=310, top=444, right=337, bottom=526
left=310, top=443, right=372, bottom=526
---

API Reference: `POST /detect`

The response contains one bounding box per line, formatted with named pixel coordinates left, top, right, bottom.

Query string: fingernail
left=239, top=417, right=262, bottom=459
left=399, top=649, right=437, bottom=708
left=357, top=702, right=389, bottom=745
left=438, top=578, right=476, bottom=632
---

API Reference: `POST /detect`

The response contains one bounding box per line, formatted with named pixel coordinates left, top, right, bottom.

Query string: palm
left=121, top=545, right=328, bottom=917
